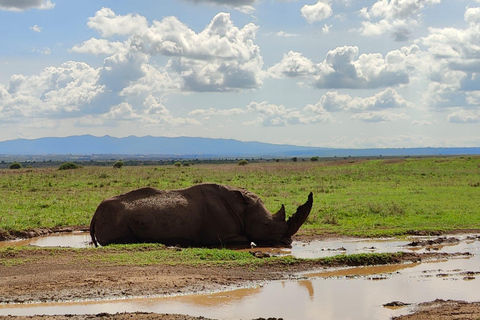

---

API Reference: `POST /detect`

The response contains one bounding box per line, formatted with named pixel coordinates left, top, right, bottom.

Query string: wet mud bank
left=1, top=233, right=479, bottom=319
left=0, top=226, right=88, bottom=242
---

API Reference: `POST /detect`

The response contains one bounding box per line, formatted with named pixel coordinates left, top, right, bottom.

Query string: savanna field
left=1, top=156, right=479, bottom=238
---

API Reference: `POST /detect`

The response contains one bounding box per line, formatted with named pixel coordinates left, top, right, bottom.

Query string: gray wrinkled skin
left=90, top=183, right=313, bottom=248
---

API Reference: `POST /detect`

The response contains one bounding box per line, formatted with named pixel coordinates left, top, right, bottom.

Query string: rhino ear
left=273, top=205, right=286, bottom=222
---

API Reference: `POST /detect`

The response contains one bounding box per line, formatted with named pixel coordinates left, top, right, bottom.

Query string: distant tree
left=291, top=157, right=298, bottom=162
left=310, top=156, right=320, bottom=162
left=58, top=162, right=80, bottom=170
left=9, top=162, right=22, bottom=169
left=113, top=160, right=125, bottom=169
left=238, top=159, right=249, bottom=166
left=174, top=162, right=182, bottom=167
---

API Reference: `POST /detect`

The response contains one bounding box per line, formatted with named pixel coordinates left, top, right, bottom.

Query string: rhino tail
left=89, top=215, right=98, bottom=247
left=286, top=192, right=313, bottom=237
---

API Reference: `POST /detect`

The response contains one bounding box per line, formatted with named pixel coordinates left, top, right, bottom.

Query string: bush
left=291, top=157, right=298, bottom=162
left=238, top=159, right=249, bottom=166
left=58, top=162, right=80, bottom=170
left=9, top=162, right=22, bottom=169
left=174, top=162, right=182, bottom=167
left=310, top=156, right=320, bottom=162
left=113, top=160, right=125, bottom=169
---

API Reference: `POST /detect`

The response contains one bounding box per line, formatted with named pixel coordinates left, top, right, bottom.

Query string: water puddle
left=0, top=232, right=91, bottom=249
left=1, top=234, right=479, bottom=319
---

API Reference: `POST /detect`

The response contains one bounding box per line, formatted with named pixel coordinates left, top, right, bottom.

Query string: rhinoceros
left=90, top=183, right=313, bottom=248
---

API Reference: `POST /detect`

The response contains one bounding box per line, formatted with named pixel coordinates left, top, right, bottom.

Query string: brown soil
left=392, top=299, right=480, bottom=319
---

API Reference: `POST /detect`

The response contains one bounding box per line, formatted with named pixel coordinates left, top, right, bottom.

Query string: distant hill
left=0, top=135, right=479, bottom=158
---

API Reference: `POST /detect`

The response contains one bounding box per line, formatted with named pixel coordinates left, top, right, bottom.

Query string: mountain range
left=0, top=135, right=479, bottom=158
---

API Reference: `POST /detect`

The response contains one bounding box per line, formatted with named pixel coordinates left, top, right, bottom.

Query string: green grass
left=1, top=156, right=480, bottom=237
left=0, top=244, right=413, bottom=269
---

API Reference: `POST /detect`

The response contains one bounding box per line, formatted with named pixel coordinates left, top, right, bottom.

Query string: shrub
left=291, top=157, right=298, bottom=162
left=174, top=162, right=182, bottom=167
left=238, top=159, right=249, bottom=166
left=9, top=162, right=22, bottom=169
left=310, top=156, right=320, bottom=162
left=113, top=160, right=125, bottom=169
left=58, top=162, right=80, bottom=170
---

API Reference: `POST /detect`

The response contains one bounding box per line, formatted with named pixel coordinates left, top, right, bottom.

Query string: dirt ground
left=392, top=300, right=480, bottom=320
left=1, top=232, right=480, bottom=319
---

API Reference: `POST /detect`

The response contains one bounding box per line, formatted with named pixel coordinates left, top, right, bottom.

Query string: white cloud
left=30, top=25, right=42, bottom=33
left=276, top=31, right=299, bottom=37
left=418, top=7, right=480, bottom=113
left=183, top=0, right=255, bottom=13
left=71, top=38, right=128, bottom=55
left=0, top=0, right=54, bottom=11
left=77, top=95, right=200, bottom=127
left=269, top=51, right=320, bottom=78
left=301, top=1, right=333, bottom=23
left=322, top=24, right=332, bottom=34
left=351, top=111, right=409, bottom=122
left=359, top=0, right=441, bottom=41
left=189, top=107, right=246, bottom=117
left=77, top=10, right=263, bottom=92
left=447, top=110, right=480, bottom=123
left=184, top=0, right=255, bottom=6
left=31, top=47, right=51, bottom=55
left=306, top=88, right=411, bottom=113
left=412, top=120, right=433, bottom=125
left=0, top=61, right=103, bottom=122
left=189, top=100, right=333, bottom=126
left=421, top=7, right=480, bottom=67
left=87, top=8, right=149, bottom=38
left=269, top=45, right=419, bottom=89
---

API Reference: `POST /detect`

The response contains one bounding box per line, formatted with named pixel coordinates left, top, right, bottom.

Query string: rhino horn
left=286, top=192, right=313, bottom=237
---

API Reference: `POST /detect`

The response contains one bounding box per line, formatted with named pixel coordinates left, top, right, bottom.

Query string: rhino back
left=120, top=185, right=248, bottom=246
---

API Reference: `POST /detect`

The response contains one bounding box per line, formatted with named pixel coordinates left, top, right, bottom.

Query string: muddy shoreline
left=1, top=231, right=480, bottom=319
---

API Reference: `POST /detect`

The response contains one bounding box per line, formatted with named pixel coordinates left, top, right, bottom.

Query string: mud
left=392, top=300, right=480, bottom=319
left=1, top=233, right=480, bottom=319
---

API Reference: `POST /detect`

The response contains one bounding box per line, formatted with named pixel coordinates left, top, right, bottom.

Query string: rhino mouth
left=252, top=236, right=293, bottom=248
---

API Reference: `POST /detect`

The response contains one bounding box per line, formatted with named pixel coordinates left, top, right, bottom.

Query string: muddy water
left=0, top=232, right=91, bottom=248
left=1, top=234, right=479, bottom=320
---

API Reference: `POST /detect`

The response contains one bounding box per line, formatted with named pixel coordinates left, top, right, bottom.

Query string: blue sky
left=0, top=0, right=479, bottom=148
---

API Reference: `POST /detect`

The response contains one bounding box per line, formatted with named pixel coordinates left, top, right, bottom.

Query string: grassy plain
left=0, top=156, right=479, bottom=238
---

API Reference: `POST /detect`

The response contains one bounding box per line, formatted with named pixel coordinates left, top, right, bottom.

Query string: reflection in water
left=0, top=234, right=479, bottom=320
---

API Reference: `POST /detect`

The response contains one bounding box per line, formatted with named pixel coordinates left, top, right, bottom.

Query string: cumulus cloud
left=418, top=7, right=480, bottom=114
left=306, top=88, right=410, bottom=114
left=189, top=100, right=333, bottom=126
left=301, top=0, right=333, bottom=23
left=421, top=7, right=480, bottom=68
left=268, top=45, right=419, bottom=89
left=76, top=10, right=263, bottom=92
left=0, top=0, right=54, bottom=11
left=447, top=110, right=480, bottom=123
left=351, top=111, right=409, bottom=122
left=87, top=8, right=149, bottom=38
left=359, top=0, right=441, bottom=41
left=1, top=8, right=267, bottom=131
left=0, top=61, right=103, bottom=123
left=71, top=38, right=128, bottom=55
left=76, top=95, right=200, bottom=127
